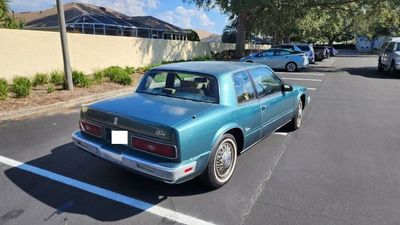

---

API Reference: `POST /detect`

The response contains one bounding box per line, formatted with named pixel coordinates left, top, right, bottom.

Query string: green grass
left=72, top=70, right=91, bottom=87
left=13, top=76, right=32, bottom=98
left=47, top=83, right=55, bottom=93
left=32, top=72, right=49, bottom=86
left=102, top=66, right=132, bottom=85
left=0, top=78, right=8, bottom=100
left=93, top=70, right=104, bottom=84
left=50, top=71, right=64, bottom=85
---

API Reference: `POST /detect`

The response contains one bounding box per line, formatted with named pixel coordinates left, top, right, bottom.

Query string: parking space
left=1, top=52, right=400, bottom=225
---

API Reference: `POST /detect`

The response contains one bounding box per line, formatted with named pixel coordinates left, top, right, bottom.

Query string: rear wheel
left=285, top=62, right=297, bottom=72
left=200, top=134, right=237, bottom=189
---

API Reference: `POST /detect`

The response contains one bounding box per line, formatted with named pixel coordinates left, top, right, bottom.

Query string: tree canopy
left=184, top=0, right=400, bottom=56
left=0, top=0, right=24, bottom=29
left=186, top=29, right=200, bottom=41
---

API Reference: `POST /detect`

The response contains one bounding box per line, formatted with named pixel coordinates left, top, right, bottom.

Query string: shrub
left=50, top=70, right=64, bottom=85
left=138, top=63, right=161, bottom=73
left=93, top=70, right=104, bottom=84
left=47, top=83, right=55, bottom=93
left=32, top=72, right=49, bottom=86
left=103, top=66, right=125, bottom=81
left=72, top=70, right=91, bottom=87
left=102, top=66, right=132, bottom=85
left=0, top=78, right=8, bottom=100
left=124, top=66, right=136, bottom=75
left=13, top=76, right=32, bottom=98
left=192, top=55, right=213, bottom=61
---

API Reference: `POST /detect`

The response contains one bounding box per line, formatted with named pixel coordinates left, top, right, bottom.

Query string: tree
left=186, top=29, right=200, bottom=41
left=185, top=0, right=266, bottom=58
left=0, top=0, right=24, bottom=29
left=221, top=24, right=236, bottom=43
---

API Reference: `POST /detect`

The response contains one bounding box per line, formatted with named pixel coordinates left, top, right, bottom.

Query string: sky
left=8, top=0, right=230, bottom=34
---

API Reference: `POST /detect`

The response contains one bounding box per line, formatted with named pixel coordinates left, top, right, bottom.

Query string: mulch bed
left=0, top=74, right=142, bottom=112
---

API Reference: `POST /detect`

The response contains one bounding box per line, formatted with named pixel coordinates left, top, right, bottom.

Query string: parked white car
left=378, top=40, right=400, bottom=75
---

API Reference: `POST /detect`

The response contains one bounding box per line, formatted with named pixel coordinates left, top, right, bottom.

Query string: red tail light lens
left=80, top=120, right=102, bottom=137
left=132, top=137, right=176, bottom=158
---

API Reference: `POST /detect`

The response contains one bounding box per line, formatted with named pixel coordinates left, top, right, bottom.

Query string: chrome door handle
left=261, top=105, right=267, bottom=111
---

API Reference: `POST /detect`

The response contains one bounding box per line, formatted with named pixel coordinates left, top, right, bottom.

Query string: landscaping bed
left=0, top=81, right=135, bottom=112
left=0, top=54, right=228, bottom=114
left=0, top=66, right=143, bottom=113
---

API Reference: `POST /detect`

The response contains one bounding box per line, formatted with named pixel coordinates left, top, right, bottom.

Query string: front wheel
left=288, top=100, right=303, bottom=131
left=200, top=134, right=237, bottom=188
left=286, top=62, right=297, bottom=72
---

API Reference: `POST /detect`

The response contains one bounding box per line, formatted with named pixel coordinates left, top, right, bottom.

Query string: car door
left=232, top=71, right=262, bottom=149
left=253, top=50, right=275, bottom=67
left=273, top=50, right=291, bottom=69
left=248, top=67, right=296, bottom=136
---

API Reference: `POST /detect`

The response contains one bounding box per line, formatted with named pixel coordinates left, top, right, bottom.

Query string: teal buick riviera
left=72, top=61, right=309, bottom=188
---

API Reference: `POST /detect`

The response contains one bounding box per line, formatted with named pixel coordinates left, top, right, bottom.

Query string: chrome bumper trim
left=72, top=131, right=196, bottom=183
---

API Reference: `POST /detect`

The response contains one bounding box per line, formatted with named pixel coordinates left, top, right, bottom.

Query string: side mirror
left=282, top=84, right=293, bottom=92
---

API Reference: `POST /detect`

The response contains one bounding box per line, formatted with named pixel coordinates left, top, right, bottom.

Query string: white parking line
left=281, top=78, right=322, bottom=82
left=278, top=72, right=326, bottom=76
left=274, top=132, right=288, bottom=136
left=307, top=88, right=317, bottom=91
left=0, top=155, right=215, bottom=225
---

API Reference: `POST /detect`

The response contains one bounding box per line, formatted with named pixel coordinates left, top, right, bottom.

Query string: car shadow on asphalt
left=4, top=142, right=213, bottom=222
left=344, top=67, right=400, bottom=79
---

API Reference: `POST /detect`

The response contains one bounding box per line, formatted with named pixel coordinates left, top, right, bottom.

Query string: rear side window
left=233, top=71, right=255, bottom=103
left=298, top=45, right=310, bottom=51
left=396, top=42, right=400, bottom=51
left=275, top=50, right=290, bottom=56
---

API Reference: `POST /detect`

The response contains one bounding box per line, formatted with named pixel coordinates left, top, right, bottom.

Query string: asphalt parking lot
left=1, top=50, right=400, bottom=225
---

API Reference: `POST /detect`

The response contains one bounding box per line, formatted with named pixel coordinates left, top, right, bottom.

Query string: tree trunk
left=235, top=11, right=246, bottom=59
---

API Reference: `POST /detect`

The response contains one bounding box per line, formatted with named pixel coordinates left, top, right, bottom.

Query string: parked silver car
left=378, top=41, right=400, bottom=75
left=275, top=43, right=315, bottom=64
left=240, top=48, right=309, bottom=72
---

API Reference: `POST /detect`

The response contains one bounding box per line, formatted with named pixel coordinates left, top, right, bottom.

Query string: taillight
left=80, top=120, right=102, bottom=137
left=132, top=137, right=176, bottom=158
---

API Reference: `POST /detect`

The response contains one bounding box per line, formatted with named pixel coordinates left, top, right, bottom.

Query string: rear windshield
left=136, top=70, right=219, bottom=103
left=298, top=45, right=310, bottom=51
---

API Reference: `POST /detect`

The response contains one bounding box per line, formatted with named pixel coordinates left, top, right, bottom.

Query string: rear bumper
left=72, top=131, right=198, bottom=184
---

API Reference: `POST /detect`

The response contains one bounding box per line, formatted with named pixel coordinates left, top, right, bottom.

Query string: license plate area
left=111, top=130, right=128, bottom=145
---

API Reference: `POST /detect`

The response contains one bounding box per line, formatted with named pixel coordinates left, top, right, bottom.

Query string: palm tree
left=0, top=0, right=24, bottom=29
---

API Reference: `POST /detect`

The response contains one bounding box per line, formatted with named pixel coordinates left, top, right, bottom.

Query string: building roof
left=15, top=2, right=184, bottom=32
left=195, top=29, right=222, bottom=42
left=151, top=61, right=266, bottom=77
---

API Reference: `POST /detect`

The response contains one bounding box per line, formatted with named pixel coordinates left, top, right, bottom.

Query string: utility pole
left=56, top=0, right=73, bottom=91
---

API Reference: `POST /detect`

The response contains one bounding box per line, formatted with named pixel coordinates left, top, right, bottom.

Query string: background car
left=297, top=43, right=316, bottom=64
left=275, top=43, right=315, bottom=64
left=327, top=46, right=338, bottom=56
left=274, top=43, right=302, bottom=52
left=314, top=46, right=330, bottom=61
left=72, top=61, right=309, bottom=188
left=378, top=41, right=400, bottom=75
left=240, top=48, right=309, bottom=72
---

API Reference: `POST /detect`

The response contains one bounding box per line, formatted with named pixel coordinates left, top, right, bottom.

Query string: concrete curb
left=0, top=87, right=133, bottom=121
